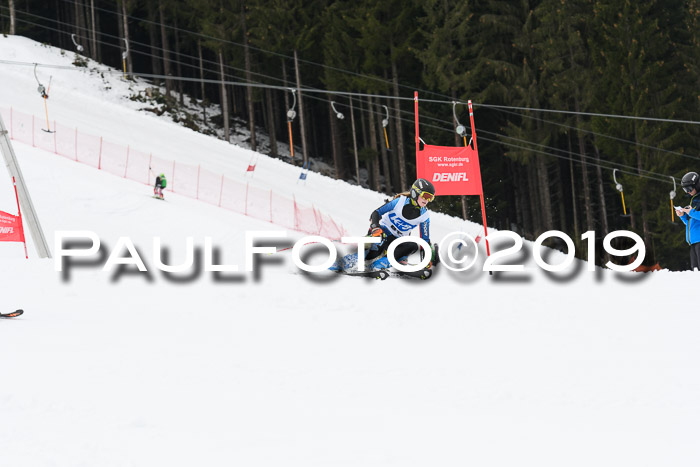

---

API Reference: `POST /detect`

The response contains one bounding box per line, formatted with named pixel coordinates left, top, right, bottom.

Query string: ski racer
left=154, top=173, right=167, bottom=200
left=676, top=171, right=700, bottom=270
left=363, top=178, right=438, bottom=269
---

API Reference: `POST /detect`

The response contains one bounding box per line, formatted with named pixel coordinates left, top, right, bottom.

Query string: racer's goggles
left=418, top=191, right=435, bottom=202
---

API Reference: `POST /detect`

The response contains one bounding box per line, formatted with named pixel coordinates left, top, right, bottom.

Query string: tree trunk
left=158, top=0, right=172, bottom=98
left=349, top=98, right=360, bottom=185
left=242, top=4, right=256, bottom=152
left=555, top=164, right=567, bottom=231
left=567, top=133, right=580, bottom=239
left=218, top=49, right=229, bottom=142
left=89, top=0, right=97, bottom=61
left=391, top=58, right=407, bottom=189
left=116, top=2, right=124, bottom=52
left=359, top=96, right=371, bottom=187
left=281, top=60, right=289, bottom=118
left=173, top=15, right=184, bottom=105
left=75, top=0, right=90, bottom=58
left=95, top=7, right=102, bottom=62
left=536, top=154, right=553, bottom=231
left=367, top=95, right=381, bottom=191
left=328, top=97, right=341, bottom=179
left=592, top=146, right=610, bottom=238
left=56, top=0, right=65, bottom=48
left=574, top=98, right=594, bottom=231
left=528, top=163, right=542, bottom=235
left=147, top=2, right=161, bottom=86
left=634, top=126, right=652, bottom=253
left=377, top=98, right=392, bottom=193
left=593, top=145, right=610, bottom=264
left=197, top=40, right=206, bottom=123
left=451, top=90, right=468, bottom=220
left=121, top=0, right=133, bottom=75
left=265, top=88, right=277, bottom=157
left=293, top=50, right=308, bottom=165
left=516, top=164, right=533, bottom=235
left=9, top=0, right=15, bottom=35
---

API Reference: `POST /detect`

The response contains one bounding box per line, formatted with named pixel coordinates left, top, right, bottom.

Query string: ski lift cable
left=307, top=92, right=681, bottom=183
left=0, top=9, right=298, bottom=90
left=490, top=105, right=700, bottom=163
left=330, top=95, right=678, bottom=179
left=52, top=0, right=451, bottom=101
left=17, top=57, right=689, bottom=183
left=0, top=8, right=316, bottom=96
left=1, top=22, right=689, bottom=180
left=308, top=92, right=677, bottom=185
left=349, top=88, right=700, bottom=165
left=474, top=102, right=700, bottom=126
left=6, top=6, right=700, bottom=127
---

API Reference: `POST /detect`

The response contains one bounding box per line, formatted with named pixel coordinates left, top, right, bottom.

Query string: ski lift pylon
left=669, top=176, right=677, bottom=223
left=613, top=169, right=630, bottom=217
left=70, top=34, right=84, bottom=53
left=122, top=39, right=129, bottom=79
left=33, top=64, right=54, bottom=134
left=286, top=89, right=297, bottom=159
left=330, top=101, right=344, bottom=120
left=452, top=101, right=468, bottom=146
left=381, top=105, right=390, bottom=150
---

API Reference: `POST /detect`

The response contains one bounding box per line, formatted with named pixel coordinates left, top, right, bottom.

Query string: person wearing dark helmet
left=363, top=178, right=438, bottom=269
left=154, top=173, right=167, bottom=200
left=676, top=171, right=700, bottom=270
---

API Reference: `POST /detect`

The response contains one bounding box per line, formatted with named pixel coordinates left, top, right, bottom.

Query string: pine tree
left=589, top=0, right=699, bottom=263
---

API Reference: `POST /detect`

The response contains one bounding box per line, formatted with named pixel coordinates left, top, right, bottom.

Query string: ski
left=0, top=309, right=24, bottom=319
left=333, top=267, right=433, bottom=280
left=392, top=268, right=433, bottom=280
left=334, top=269, right=389, bottom=280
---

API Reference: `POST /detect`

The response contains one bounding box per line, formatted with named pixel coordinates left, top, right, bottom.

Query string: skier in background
left=676, top=171, right=700, bottom=270
left=364, top=178, right=438, bottom=269
left=154, top=173, right=167, bottom=200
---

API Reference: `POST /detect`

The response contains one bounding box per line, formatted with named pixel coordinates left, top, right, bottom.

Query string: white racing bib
left=379, top=196, right=429, bottom=237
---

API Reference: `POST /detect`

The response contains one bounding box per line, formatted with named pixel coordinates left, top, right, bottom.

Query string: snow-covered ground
left=1, top=36, right=699, bottom=467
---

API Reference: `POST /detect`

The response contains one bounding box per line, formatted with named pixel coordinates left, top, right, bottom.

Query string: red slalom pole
left=12, top=177, right=28, bottom=259
left=468, top=100, right=490, bottom=258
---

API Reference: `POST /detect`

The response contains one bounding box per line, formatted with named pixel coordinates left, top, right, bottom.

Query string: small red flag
left=0, top=210, right=25, bottom=243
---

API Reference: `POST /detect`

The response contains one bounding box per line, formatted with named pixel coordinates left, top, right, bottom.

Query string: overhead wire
left=490, top=106, right=700, bottom=164
left=0, top=10, right=686, bottom=184
left=0, top=6, right=297, bottom=89
left=311, top=95, right=677, bottom=185
left=9, top=3, right=700, bottom=126
left=0, top=56, right=681, bottom=185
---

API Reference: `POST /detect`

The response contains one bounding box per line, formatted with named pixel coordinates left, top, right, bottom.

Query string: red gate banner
left=416, top=144, right=483, bottom=196
left=0, top=210, right=24, bottom=243
left=414, top=92, right=491, bottom=257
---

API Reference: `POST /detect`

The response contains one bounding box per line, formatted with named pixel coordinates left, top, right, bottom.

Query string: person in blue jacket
left=676, top=171, right=700, bottom=270
left=364, top=178, right=437, bottom=267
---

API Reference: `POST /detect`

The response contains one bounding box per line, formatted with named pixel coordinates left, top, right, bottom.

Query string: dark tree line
left=3, top=0, right=700, bottom=269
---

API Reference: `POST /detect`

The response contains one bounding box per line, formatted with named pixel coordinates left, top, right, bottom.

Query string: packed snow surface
left=1, top=36, right=698, bottom=467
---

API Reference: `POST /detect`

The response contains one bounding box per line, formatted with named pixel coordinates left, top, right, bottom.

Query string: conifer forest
left=3, top=0, right=700, bottom=269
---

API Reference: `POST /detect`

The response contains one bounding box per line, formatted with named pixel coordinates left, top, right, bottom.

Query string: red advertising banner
left=0, top=210, right=24, bottom=243
left=414, top=92, right=491, bottom=257
left=416, top=144, right=483, bottom=196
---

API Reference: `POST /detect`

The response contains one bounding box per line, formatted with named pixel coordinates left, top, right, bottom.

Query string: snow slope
left=1, top=36, right=699, bottom=467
